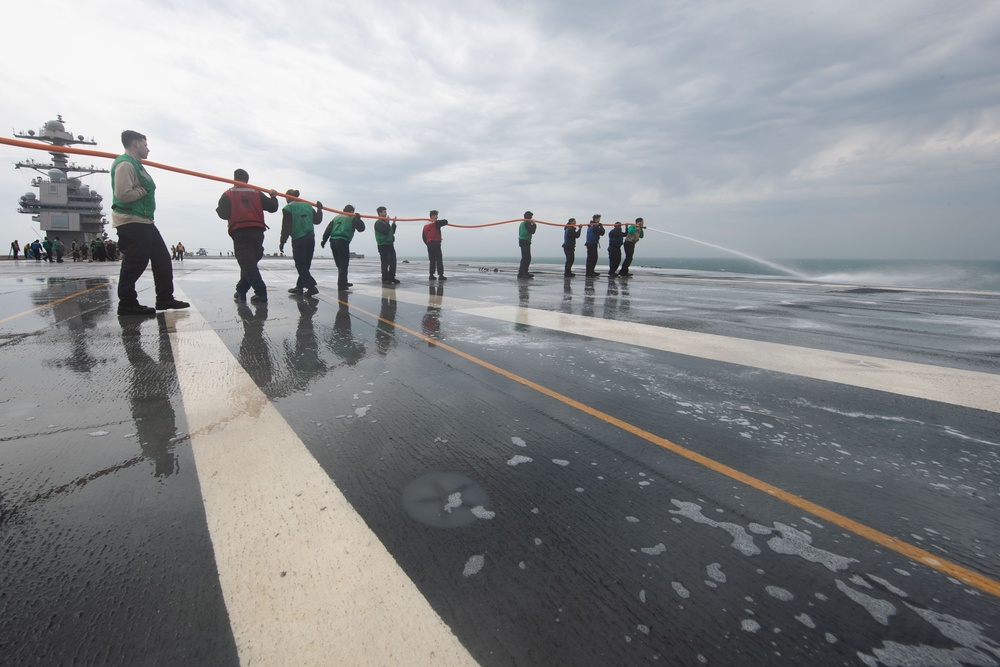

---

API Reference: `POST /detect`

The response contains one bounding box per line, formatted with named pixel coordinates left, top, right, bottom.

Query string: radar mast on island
left=14, top=115, right=109, bottom=248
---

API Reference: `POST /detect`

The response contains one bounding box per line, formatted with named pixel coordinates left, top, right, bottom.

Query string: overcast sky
left=3, top=0, right=999, bottom=260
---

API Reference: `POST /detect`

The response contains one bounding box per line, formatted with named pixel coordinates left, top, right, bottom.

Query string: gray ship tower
left=14, top=115, right=109, bottom=248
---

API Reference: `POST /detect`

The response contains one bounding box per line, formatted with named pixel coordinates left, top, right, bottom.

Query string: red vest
left=423, top=222, right=442, bottom=243
left=226, top=186, right=266, bottom=233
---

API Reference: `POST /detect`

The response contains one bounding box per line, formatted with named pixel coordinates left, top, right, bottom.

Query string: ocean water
left=443, top=257, right=1000, bottom=292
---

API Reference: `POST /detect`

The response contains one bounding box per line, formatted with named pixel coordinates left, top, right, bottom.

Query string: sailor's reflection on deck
left=33, top=277, right=114, bottom=375
left=515, top=281, right=530, bottom=333
left=119, top=315, right=179, bottom=478
left=237, top=300, right=274, bottom=388
left=618, top=277, right=631, bottom=318
left=561, top=276, right=574, bottom=314
left=422, top=283, right=443, bottom=346
left=329, top=292, right=367, bottom=365
left=375, top=289, right=398, bottom=356
left=603, top=279, right=620, bottom=320
left=582, top=277, right=596, bottom=318
left=284, top=297, right=324, bottom=389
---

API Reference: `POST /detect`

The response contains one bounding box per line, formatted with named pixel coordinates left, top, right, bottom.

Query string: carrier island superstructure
left=14, top=115, right=108, bottom=248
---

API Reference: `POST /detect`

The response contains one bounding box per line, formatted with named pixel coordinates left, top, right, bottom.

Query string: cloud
left=2, top=0, right=999, bottom=259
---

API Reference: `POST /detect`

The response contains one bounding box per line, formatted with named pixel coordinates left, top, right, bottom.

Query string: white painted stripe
left=161, top=303, right=475, bottom=667
left=352, top=285, right=1000, bottom=413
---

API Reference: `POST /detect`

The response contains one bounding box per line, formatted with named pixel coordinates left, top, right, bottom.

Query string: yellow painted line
left=0, top=282, right=112, bottom=325
left=330, top=288, right=1000, bottom=600
left=350, top=285, right=1000, bottom=413
left=162, top=298, right=475, bottom=666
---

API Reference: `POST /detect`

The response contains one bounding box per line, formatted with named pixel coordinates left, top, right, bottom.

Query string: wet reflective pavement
left=2, top=257, right=999, bottom=666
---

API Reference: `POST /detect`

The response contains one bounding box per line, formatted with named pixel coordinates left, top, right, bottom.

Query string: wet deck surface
left=2, top=256, right=999, bottom=665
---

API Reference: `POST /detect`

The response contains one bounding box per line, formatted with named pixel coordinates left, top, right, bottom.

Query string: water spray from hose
left=644, top=227, right=806, bottom=278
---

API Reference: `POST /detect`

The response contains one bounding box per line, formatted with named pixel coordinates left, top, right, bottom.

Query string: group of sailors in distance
left=227, top=184, right=650, bottom=297
left=300, top=207, right=647, bottom=290
left=518, top=212, right=645, bottom=280
left=220, top=174, right=649, bottom=298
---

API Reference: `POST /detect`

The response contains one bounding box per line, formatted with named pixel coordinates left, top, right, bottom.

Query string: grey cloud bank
left=2, top=0, right=998, bottom=260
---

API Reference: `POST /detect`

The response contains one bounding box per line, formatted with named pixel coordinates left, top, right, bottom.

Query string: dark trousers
left=563, top=245, right=575, bottom=275
left=585, top=243, right=599, bottom=275
left=116, top=222, right=174, bottom=305
left=426, top=241, right=444, bottom=277
left=291, top=234, right=316, bottom=288
left=231, top=227, right=266, bottom=296
left=378, top=244, right=397, bottom=281
left=621, top=241, right=635, bottom=273
left=517, top=240, right=532, bottom=277
left=330, top=238, right=351, bottom=288
left=608, top=246, right=622, bottom=275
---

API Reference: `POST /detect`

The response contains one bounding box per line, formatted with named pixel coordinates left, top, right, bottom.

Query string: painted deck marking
left=352, top=285, right=1000, bottom=414
left=162, top=303, right=475, bottom=667
left=340, top=286, right=1000, bottom=599
left=0, top=282, right=111, bottom=325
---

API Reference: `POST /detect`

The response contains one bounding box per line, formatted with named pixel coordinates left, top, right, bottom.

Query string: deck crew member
left=562, top=218, right=581, bottom=277
left=620, top=218, right=644, bottom=276
left=321, top=204, right=366, bottom=291
left=216, top=169, right=280, bottom=303
left=607, top=221, right=625, bottom=277
left=111, top=130, right=189, bottom=316
left=517, top=211, right=537, bottom=279
left=584, top=214, right=605, bottom=277
left=422, top=210, right=449, bottom=280
left=374, top=206, right=400, bottom=285
left=279, top=189, right=323, bottom=296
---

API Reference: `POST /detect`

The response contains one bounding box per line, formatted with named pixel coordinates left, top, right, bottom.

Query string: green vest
left=374, top=219, right=395, bottom=246
left=283, top=202, right=315, bottom=240
left=329, top=214, right=356, bottom=242
left=111, top=154, right=156, bottom=220
left=519, top=220, right=535, bottom=242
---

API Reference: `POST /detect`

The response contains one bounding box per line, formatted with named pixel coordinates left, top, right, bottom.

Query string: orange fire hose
left=2, top=135, right=593, bottom=229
